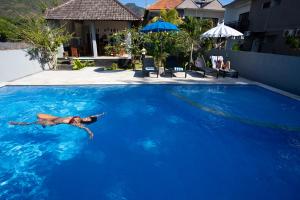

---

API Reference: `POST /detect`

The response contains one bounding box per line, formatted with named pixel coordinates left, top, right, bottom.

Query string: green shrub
left=286, top=36, right=300, bottom=49
left=85, top=60, right=96, bottom=67
left=72, top=59, right=95, bottom=70
left=232, top=43, right=240, bottom=51
left=72, top=59, right=84, bottom=70
left=106, top=63, right=118, bottom=71
left=111, top=63, right=118, bottom=70
left=104, top=45, right=115, bottom=56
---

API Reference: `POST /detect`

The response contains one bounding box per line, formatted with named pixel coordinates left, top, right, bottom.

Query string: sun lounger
left=165, top=56, right=187, bottom=78
left=142, top=57, right=159, bottom=78
left=193, top=56, right=219, bottom=78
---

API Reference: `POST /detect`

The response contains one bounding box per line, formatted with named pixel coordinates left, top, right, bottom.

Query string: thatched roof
left=45, top=0, right=140, bottom=21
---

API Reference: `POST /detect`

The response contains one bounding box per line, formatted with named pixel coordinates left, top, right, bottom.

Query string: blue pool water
left=0, top=85, right=300, bottom=200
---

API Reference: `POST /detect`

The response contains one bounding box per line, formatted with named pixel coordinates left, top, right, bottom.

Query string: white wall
left=184, top=9, right=224, bottom=21
left=0, top=49, right=43, bottom=82
left=224, top=0, right=251, bottom=23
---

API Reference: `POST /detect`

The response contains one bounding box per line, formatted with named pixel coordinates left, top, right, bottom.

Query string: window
left=238, top=12, right=249, bottom=22
left=262, top=1, right=271, bottom=9
left=272, top=0, right=281, bottom=6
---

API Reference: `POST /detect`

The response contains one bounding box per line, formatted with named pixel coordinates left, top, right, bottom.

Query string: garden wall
left=0, top=49, right=44, bottom=82
left=209, top=49, right=300, bottom=95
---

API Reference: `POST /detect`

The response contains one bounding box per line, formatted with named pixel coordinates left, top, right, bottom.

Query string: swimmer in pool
left=9, top=113, right=105, bottom=139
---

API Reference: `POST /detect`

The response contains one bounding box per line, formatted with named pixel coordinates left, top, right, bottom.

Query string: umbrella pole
left=218, top=39, right=220, bottom=62
left=217, top=36, right=222, bottom=63
left=160, top=33, right=163, bottom=67
left=216, top=37, right=220, bottom=62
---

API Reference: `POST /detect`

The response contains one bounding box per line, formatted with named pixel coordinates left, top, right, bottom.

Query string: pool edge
left=3, top=80, right=300, bottom=101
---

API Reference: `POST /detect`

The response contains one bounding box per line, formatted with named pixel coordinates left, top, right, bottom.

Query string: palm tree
left=151, top=9, right=183, bottom=25
left=180, top=16, right=213, bottom=63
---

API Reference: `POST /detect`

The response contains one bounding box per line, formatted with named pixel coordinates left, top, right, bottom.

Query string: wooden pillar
left=89, top=22, right=98, bottom=57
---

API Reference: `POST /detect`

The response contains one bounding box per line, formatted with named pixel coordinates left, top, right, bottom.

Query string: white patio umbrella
left=201, top=22, right=243, bottom=62
left=201, top=22, right=243, bottom=38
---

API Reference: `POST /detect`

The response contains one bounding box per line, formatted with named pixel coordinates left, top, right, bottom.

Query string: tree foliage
left=180, top=16, right=213, bottom=62
left=12, top=16, right=72, bottom=69
left=38, top=0, right=60, bottom=14
left=0, top=0, right=63, bottom=17
left=151, top=9, right=183, bottom=25
left=143, top=32, right=169, bottom=66
left=0, top=17, right=25, bottom=41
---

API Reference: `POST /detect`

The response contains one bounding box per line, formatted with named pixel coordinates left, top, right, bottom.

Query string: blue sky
left=121, top=0, right=234, bottom=7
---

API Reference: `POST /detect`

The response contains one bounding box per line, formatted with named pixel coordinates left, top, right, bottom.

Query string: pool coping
left=253, top=82, right=300, bottom=101
left=1, top=79, right=300, bottom=101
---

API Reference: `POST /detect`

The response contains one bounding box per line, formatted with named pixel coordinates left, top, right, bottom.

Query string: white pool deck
left=1, top=67, right=300, bottom=100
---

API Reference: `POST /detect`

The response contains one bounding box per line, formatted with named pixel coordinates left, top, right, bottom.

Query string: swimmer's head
left=80, top=113, right=104, bottom=124
left=80, top=116, right=97, bottom=124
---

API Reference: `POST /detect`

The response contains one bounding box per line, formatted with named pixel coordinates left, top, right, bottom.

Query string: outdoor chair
left=164, top=56, right=187, bottom=78
left=193, top=56, right=219, bottom=78
left=71, top=47, right=80, bottom=57
left=142, top=57, right=159, bottom=78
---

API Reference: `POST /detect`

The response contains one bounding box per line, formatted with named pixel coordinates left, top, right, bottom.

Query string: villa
left=45, top=0, right=141, bottom=57
left=145, top=0, right=225, bottom=25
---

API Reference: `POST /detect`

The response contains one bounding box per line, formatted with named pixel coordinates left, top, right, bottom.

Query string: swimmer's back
left=37, top=113, right=59, bottom=120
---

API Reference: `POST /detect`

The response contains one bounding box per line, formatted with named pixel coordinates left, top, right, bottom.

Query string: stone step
left=57, top=59, right=71, bottom=65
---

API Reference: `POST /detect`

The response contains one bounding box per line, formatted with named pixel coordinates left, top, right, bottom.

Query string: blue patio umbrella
left=141, top=19, right=179, bottom=33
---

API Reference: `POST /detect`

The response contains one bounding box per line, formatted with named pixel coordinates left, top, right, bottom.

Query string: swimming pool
left=0, top=85, right=299, bottom=200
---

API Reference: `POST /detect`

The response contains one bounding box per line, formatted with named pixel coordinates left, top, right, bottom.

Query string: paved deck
left=6, top=67, right=251, bottom=85
left=2, top=67, right=300, bottom=100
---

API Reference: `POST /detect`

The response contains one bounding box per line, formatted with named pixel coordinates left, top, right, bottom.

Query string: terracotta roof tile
left=46, top=0, right=140, bottom=21
left=147, top=0, right=184, bottom=10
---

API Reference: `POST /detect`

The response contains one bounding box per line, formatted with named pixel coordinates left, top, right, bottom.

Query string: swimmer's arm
left=92, top=113, right=105, bottom=118
left=9, top=120, right=54, bottom=127
left=73, top=123, right=94, bottom=139
left=9, top=121, right=38, bottom=126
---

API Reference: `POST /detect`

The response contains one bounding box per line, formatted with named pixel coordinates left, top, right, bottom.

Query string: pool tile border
left=2, top=72, right=299, bottom=101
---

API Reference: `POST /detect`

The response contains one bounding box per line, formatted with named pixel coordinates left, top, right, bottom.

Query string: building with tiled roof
left=145, top=0, right=225, bottom=25
left=46, top=0, right=141, bottom=57
left=147, top=0, right=184, bottom=10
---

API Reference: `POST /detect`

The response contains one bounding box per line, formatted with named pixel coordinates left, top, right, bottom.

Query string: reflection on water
left=288, top=137, right=300, bottom=148
left=170, top=90, right=300, bottom=132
